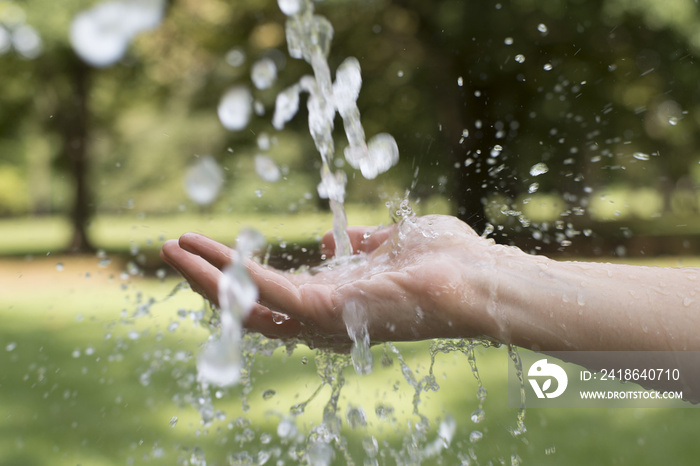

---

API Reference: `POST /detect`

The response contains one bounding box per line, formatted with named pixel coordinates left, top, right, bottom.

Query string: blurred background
left=3, top=0, right=700, bottom=464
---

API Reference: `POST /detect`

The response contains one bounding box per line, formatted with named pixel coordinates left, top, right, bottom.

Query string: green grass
left=0, top=206, right=394, bottom=257
left=3, top=255, right=700, bottom=465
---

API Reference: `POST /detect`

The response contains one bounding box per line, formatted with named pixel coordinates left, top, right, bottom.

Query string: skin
left=160, top=214, right=700, bottom=352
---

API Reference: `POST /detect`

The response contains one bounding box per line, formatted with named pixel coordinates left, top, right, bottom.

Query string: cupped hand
left=160, top=215, right=500, bottom=347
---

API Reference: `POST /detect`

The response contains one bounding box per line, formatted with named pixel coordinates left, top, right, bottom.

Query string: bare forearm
left=476, top=246, right=700, bottom=352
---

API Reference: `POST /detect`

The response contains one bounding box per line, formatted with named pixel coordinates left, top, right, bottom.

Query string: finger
left=177, top=233, right=317, bottom=323
left=178, top=232, right=234, bottom=270
left=321, top=224, right=396, bottom=257
left=244, top=304, right=304, bottom=339
left=161, top=239, right=223, bottom=306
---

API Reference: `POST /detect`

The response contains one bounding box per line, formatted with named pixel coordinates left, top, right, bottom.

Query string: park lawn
left=0, top=206, right=395, bottom=258
left=3, top=214, right=700, bottom=464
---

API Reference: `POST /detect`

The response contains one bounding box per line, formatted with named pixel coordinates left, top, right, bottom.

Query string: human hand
left=160, top=215, right=502, bottom=347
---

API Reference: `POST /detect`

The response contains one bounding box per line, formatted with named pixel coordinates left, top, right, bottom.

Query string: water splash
left=254, top=154, right=282, bottom=183
left=196, top=229, right=265, bottom=387
left=507, top=345, right=527, bottom=437
left=275, top=0, right=398, bottom=257
left=183, top=155, right=224, bottom=206
left=251, top=57, right=278, bottom=90
left=70, top=0, right=165, bottom=67
left=529, top=162, right=549, bottom=177
left=217, top=86, right=253, bottom=131
left=342, top=299, right=373, bottom=375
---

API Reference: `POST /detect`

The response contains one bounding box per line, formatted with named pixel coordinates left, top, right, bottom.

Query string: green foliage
left=0, top=165, right=28, bottom=215
left=2, top=0, right=700, bottom=245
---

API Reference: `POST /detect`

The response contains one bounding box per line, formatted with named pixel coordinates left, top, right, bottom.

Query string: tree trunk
left=64, top=55, right=95, bottom=254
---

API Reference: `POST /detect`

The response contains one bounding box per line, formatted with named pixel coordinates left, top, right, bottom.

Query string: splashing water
left=183, top=155, right=224, bottom=206
left=272, top=0, right=400, bottom=374
left=274, top=0, right=399, bottom=258
left=254, top=154, right=282, bottom=183
left=196, top=229, right=265, bottom=387
left=507, top=345, right=528, bottom=437
left=70, top=0, right=165, bottom=67
left=251, top=57, right=278, bottom=90
left=342, top=299, right=373, bottom=375
left=154, top=0, right=538, bottom=462
left=218, top=86, right=253, bottom=131
left=529, top=162, right=549, bottom=177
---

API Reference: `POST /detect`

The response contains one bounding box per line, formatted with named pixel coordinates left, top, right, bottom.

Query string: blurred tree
left=376, top=0, right=700, bottom=243
left=2, top=0, right=700, bottom=253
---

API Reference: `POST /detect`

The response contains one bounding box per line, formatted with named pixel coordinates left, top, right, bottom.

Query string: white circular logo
left=528, top=358, right=568, bottom=399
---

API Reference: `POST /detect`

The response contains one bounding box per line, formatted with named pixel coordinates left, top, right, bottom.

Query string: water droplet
left=55, top=262, right=64, bottom=271
left=262, top=389, right=276, bottom=400
left=537, top=23, right=548, bottom=34
left=278, top=0, right=302, bottom=16
left=236, top=228, right=266, bottom=256
left=301, top=356, right=308, bottom=365
left=184, top=155, right=224, bottom=205
left=529, top=162, right=549, bottom=177
left=254, top=154, right=281, bottom=182
left=271, top=311, right=290, bottom=324
left=470, top=408, right=485, bottom=423
left=633, top=152, right=650, bottom=161
left=528, top=182, right=539, bottom=193
left=98, top=257, right=111, bottom=267
left=374, top=403, right=394, bottom=420
left=504, top=37, right=514, bottom=45
left=72, top=348, right=81, bottom=358
left=543, top=63, right=553, bottom=71
left=5, top=342, right=17, bottom=352
left=362, top=437, right=379, bottom=457
left=12, top=24, right=43, bottom=59
left=343, top=300, right=373, bottom=375
left=346, top=133, right=399, bottom=180
left=457, top=76, right=464, bottom=87
left=346, top=405, right=367, bottom=429
left=251, top=57, right=277, bottom=90
left=469, top=430, right=483, bottom=443
left=277, top=418, right=297, bottom=438
left=668, top=116, right=679, bottom=126
left=515, top=54, right=526, bottom=64
left=476, top=386, right=488, bottom=402
left=333, top=56, right=363, bottom=116
left=169, top=416, right=178, bottom=428
left=197, top=338, right=242, bottom=387
left=257, top=133, right=272, bottom=151
left=272, top=84, right=301, bottom=130
left=218, top=86, right=252, bottom=131
left=225, top=48, right=245, bottom=67
left=219, top=262, right=258, bottom=319
left=70, top=0, right=164, bottom=67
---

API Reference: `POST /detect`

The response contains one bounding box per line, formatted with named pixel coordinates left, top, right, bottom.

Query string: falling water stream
left=176, top=0, right=530, bottom=464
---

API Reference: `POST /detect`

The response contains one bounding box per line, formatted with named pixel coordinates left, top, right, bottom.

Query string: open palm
left=161, top=215, right=496, bottom=347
